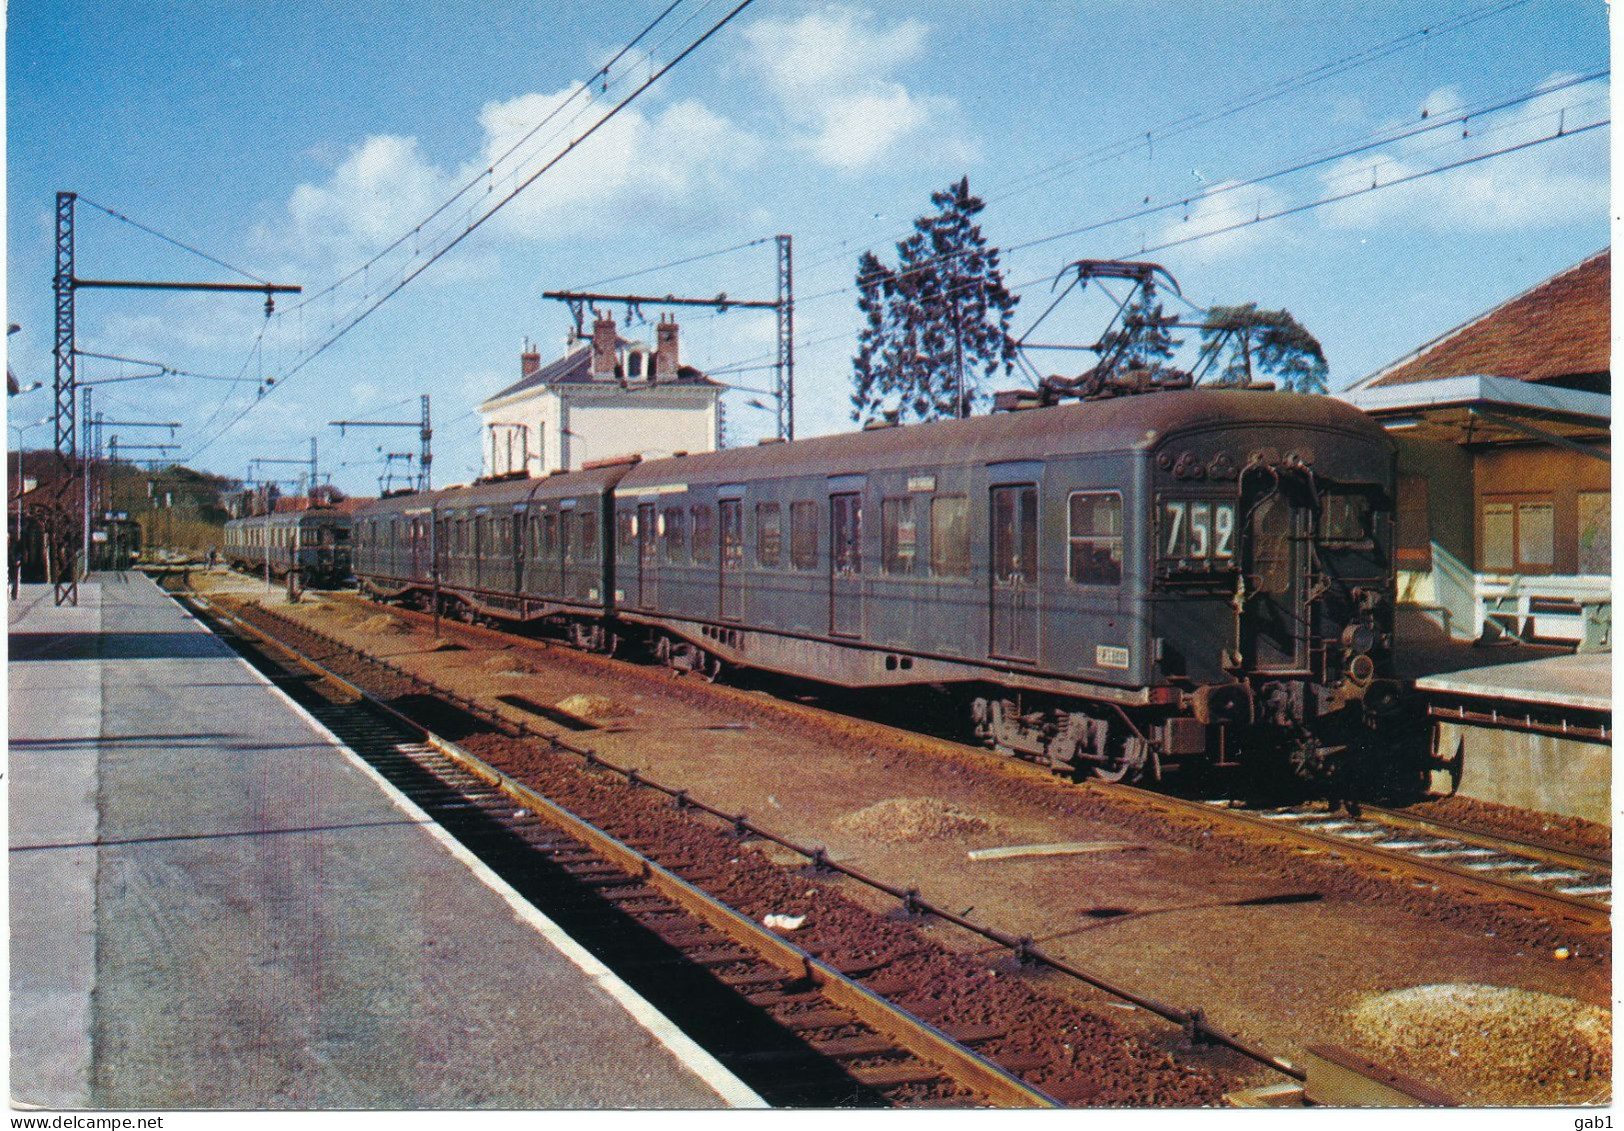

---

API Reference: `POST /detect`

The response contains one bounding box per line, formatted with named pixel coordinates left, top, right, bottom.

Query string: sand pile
left=358, top=614, right=410, bottom=635
left=835, top=797, right=992, bottom=843
left=1346, top=983, right=1610, bottom=1105
left=556, top=693, right=628, bottom=721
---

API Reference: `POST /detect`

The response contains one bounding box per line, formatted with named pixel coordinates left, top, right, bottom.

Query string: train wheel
left=699, top=653, right=724, bottom=683
left=1091, top=735, right=1149, bottom=783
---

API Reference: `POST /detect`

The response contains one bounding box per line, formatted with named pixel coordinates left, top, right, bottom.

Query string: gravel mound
left=1346, top=983, right=1611, bottom=1105
left=835, top=797, right=992, bottom=843
left=357, top=613, right=409, bottom=635
left=556, top=693, right=628, bottom=720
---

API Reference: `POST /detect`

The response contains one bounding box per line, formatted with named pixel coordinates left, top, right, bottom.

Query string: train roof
left=226, top=508, right=354, bottom=528
left=620, top=389, right=1390, bottom=489
left=352, top=461, right=635, bottom=518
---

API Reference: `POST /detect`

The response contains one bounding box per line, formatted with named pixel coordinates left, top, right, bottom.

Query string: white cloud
left=479, top=90, right=762, bottom=239
left=285, top=135, right=453, bottom=258
left=272, top=87, right=760, bottom=263
left=1318, top=73, right=1608, bottom=233
left=742, top=6, right=970, bottom=171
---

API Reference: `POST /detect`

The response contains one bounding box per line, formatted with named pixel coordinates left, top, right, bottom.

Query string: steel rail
left=187, top=593, right=1061, bottom=1109
left=229, top=598, right=1307, bottom=1084
left=1096, top=785, right=1609, bottom=935
left=1360, top=804, right=1610, bottom=876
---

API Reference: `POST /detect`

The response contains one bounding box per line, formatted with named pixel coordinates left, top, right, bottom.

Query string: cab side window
left=1069, top=492, right=1122, bottom=585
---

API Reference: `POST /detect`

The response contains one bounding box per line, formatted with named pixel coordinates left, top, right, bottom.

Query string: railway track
left=1101, top=788, right=1610, bottom=937
left=191, top=590, right=1347, bottom=1102
left=265, top=587, right=1611, bottom=940
left=184, top=591, right=1074, bottom=1108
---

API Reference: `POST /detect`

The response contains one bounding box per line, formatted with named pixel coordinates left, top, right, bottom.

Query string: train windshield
left=1318, top=491, right=1374, bottom=546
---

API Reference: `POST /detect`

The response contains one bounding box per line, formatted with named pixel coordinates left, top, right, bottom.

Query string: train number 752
left=1163, top=500, right=1235, bottom=561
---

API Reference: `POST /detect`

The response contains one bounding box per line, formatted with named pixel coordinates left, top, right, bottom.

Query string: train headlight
left=1347, top=653, right=1376, bottom=686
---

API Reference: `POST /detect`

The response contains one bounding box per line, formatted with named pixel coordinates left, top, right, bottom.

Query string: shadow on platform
left=9, top=631, right=231, bottom=661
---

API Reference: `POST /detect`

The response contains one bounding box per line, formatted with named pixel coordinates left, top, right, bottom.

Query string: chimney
left=591, top=315, right=618, bottom=378
left=520, top=340, right=541, bottom=382
left=654, top=315, right=679, bottom=381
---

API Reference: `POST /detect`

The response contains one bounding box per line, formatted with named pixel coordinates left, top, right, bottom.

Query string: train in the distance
left=350, top=389, right=1401, bottom=784
left=223, top=508, right=354, bottom=588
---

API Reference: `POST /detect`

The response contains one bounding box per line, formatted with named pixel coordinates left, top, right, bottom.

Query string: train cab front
left=1152, top=438, right=1402, bottom=791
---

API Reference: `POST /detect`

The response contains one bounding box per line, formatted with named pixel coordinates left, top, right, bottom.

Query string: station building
left=478, top=315, right=722, bottom=477
left=1340, top=250, right=1611, bottom=823
left=1340, top=249, right=1610, bottom=648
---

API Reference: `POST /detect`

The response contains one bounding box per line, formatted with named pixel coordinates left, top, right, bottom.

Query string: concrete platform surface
left=1414, top=651, right=1611, bottom=712
left=9, top=575, right=757, bottom=1110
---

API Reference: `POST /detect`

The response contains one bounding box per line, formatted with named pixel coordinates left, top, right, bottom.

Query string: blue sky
left=7, top=0, right=1609, bottom=496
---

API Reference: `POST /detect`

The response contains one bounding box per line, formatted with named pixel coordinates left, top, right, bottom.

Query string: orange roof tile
left=1361, top=249, right=1609, bottom=388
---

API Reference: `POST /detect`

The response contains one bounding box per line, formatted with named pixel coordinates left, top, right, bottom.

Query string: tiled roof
left=1359, top=249, right=1609, bottom=389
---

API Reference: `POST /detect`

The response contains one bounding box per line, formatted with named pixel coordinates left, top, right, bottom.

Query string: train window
left=991, top=486, right=1037, bottom=582
left=616, top=509, right=636, bottom=562
left=579, top=510, right=598, bottom=559
left=756, top=503, right=782, bottom=567
left=881, top=498, right=917, bottom=574
left=1068, top=492, right=1122, bottom=585
left=831, top=494, right=861, bottom=575
left=789, top=501, right=818, bottom=569
left=541, top=513, right=557, bottom=555
left=661, top=506, right=687, bottom=563
left=720, top=500, right=743, bottom=571
left=930, top=496, right=969, bottom=577
left=690, top=505, right=714, bottom=565
left=559, top=511, right=573, bottom=561
left=1320, top=493, right=1373, bottom=544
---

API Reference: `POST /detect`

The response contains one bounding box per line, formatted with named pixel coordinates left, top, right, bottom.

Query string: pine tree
left=1196, top=304, right=1328, bottom=392
left=850, top=251, right=896, bottom=423
left=849, top=178, right=1018, bottom=424
left=1096, top=296, right=1181, bottom=378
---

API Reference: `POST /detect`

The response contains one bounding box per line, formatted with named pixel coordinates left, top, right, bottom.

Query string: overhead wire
left=770, top=70, right=1607, bottom=318
left=790, top=0, right=1543, bottom=279
left=186, top=0, right=760, bottom=462
left=75, top=195, right=271, bottom=285
left=292, top=0, right=691, bottom=314
left=701, top=117, right=1604, bottom=396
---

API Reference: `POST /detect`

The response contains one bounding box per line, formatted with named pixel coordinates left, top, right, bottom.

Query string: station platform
left=8, top=574, right=760, bottom=1109
left=1415, top=651, right=1610, bottom=826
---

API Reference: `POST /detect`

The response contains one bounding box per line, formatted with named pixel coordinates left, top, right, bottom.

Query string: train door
left=989, top=483, right=1039, bottom=661
left=511, top=510, right=525, bottom=595
left=559, top=505, right=575, bottom=600
left=829, top=492, right=862, bottom=637
left=1242, top=484, right=1309, bottom=671
left=719, top=498, right=743, bottom=621
left=637, top=502, right=657, bottom=607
